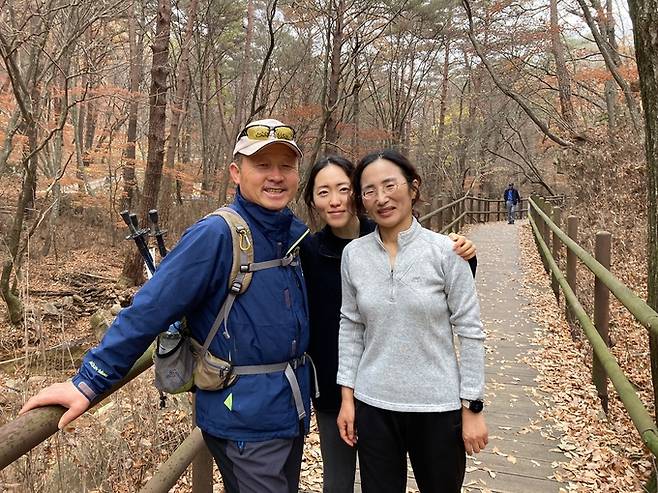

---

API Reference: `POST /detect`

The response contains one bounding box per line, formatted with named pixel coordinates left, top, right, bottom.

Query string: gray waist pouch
left=153, top=334, right=196, bottom=394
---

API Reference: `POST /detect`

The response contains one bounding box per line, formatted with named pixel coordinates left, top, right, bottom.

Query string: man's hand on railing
left=19, top=381, right=90, bottom=430
left=449, top=233, right=476, bottom=260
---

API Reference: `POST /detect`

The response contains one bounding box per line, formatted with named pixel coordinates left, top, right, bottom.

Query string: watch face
left=469, top=400, right=484, bottom=413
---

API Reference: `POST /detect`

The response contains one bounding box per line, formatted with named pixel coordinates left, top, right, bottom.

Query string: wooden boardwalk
left=348, top=220, right=568, bottom=493
left=461, top=220, right=567, bottom=492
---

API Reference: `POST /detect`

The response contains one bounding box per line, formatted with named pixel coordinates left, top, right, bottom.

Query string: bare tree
left=575, top=0, right=641, bottom=131
left=462, top=0, right=573, bottom=148
left=159, top=0, right=199, bottom=222
left=549, top=0, right=575, bottom=126
left=121, top=1, right=145, bottom=211
left=121, top=0, right=172, bottom=285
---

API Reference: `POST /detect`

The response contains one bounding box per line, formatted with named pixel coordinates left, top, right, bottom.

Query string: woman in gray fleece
left=336, top=149, right=488, bottom=493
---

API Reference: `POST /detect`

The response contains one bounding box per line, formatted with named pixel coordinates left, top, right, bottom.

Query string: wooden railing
left=416, top=192, right=558, bottom=232
left=528, top=196, right=658, bottom=457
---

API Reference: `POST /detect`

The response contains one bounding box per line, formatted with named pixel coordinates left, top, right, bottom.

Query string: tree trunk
left=122, top=7, right=144, bottom=212
left=549, top=0, right=575, bottom=126
left=232, top=0, right=253, bottom=136
left=324, top=0, right=346, bottom=152
left=351, top=49, right=361, bottom=159
left=42, top=49, right=73, bottom=258
left=199, top=67, right=212, bottom=192
left=82, top=98, right=97, bottom=167
left=159, top=0, right=198, bottom=223
left=434, top=38, right=451, bottom=191
left=627, top=0, right=658, bottom=422
left=121, top=0, right=172, bottom=285
left=0, top=123, right=38, bottom=323
left=0, top=109, right=21, bottom=173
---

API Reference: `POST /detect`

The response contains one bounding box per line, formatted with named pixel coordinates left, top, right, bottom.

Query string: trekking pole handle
left=129, top=213, right=139, bottom=230
left=120, top=210, right=138, bottom=235
left=149, top=209, right=168, bottom=258
left=119, top=210, right=157, bottom=275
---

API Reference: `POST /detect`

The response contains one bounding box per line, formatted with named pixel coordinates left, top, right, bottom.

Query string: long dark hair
left=352, top=149, right=422, bottom=215
left=303, top=155, right=356, bottom=228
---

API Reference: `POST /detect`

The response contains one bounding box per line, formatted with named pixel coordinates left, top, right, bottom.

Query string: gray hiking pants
left=203, top=429, right=304, bottom=493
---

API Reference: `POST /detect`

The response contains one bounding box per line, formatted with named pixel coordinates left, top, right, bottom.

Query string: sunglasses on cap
left=238, top=124, right=296, bottom=141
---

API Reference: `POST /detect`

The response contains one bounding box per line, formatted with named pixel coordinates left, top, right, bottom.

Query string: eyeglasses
left=361, top=181, right=409, bottom=201
left=238, top=124, right=296, bottom=141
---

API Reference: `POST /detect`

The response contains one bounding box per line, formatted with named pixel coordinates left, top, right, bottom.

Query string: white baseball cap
left=233, top=118, right=303, bottom=159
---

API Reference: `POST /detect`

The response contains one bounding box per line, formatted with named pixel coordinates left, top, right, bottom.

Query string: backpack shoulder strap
left=205, top=207, right=254, bottom=294
left=201, top=208, right=307, bottom=346
left=201, top=207, right=254, bottom=345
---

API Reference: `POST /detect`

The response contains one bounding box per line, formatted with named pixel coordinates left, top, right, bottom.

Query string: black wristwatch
left=461, top=399, right=484, bottom=413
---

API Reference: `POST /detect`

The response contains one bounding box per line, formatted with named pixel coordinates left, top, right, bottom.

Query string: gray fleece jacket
left=337, top=218, right=485, bottom=412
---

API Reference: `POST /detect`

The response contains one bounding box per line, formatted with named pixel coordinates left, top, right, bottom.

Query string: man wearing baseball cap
left=21, top=118, right=313, bottom=492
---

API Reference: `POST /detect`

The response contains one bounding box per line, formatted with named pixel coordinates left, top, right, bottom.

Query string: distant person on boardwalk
left=21, top=118, right=314, bottom=493
left=504, top=183, right=521, bottom=224
left=300, top=155, right=477, bottom=493
left=336, top=149, right=488, bottom=493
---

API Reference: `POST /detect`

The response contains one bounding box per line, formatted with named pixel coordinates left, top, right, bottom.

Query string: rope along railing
left=0, top=190, right=550, bottom=490
left=528, top=197, right=658, bottom=457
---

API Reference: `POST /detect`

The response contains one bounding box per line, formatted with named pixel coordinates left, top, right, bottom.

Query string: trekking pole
left=149, top=209, right=168, bottom=258
left=120, top=210, right=157, bottom=275
left=130, top=213, right=154, bottom=264
left=121, top=211, right=175, bottom=409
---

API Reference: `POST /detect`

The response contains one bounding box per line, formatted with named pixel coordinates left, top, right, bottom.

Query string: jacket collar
left=375, top=216, right=422, bottom=249
left=232, top=189, right=307, bottom=246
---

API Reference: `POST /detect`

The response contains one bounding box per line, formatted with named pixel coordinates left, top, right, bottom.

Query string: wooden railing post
left=551, top=206, right=562, bottom=301
left=192, top=396, right=213, bottom=492
left=446, top=199, right=453, bottom=232
left=498, top=200, right=503, bottom=221
left=486, top=199, right=492, bottom=223
left=519, top=198, right=524, bottom=219
left=431, top=196, right=440, bottom=231
left=436, top=196, right=445, bottom=231
left=468, top=196, right=474, bottom=224
left=566, top=215, right=579, bottom=338
left=594, top=231, right=612, bottom=413
left=456, top=200, right=462, bottom=232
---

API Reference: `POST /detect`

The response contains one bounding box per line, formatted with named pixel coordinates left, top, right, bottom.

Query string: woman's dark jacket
left=300, top=219, right=477, bottom=412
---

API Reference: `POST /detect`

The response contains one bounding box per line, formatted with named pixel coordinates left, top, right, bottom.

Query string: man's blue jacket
left=72, top=191, right=311, bottom=441
left=504, top=187, right=520, bottom=205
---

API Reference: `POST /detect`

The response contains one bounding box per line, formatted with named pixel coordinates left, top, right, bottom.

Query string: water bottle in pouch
left=158, top=322, right=182, bottom=356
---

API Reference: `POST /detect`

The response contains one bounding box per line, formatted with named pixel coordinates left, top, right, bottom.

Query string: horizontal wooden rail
left=139, top=427, right=206, bottom=493
left=0, top=347, right=155, bottom=469
left=528, top=212, right=658, bottom=456
left=418, top=195, right=467, bottom=223
left=439, top=211, right=468, bottom=234
left=530, top=198, right=658, bottom=337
